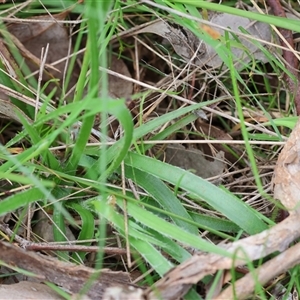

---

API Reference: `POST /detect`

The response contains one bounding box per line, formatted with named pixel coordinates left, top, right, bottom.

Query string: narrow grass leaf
left=91, top=198, right=170, bottom=249
left=262, top=117, right=297, bottom=130
left=146, top=229, right=191, bottom=263
left=190, top=212, right=240, bottom=233
left=125, top=152, right=268, bottom=234
left=84, top=98, right=134, bottom=180
left=0, top=188, right=46, bottom=216
left=116, top=197, right=230, bottom=256
left=124, top=165, right=198, bottom=234
left=144, top=113, right=199, bottom=152
left=67, top=202, right=95, bottom=263
left=0, top=172, right=54, bottom=187
left=130, top=237, right=173, bottom=276
left=52, top=203, right=69, bottom=261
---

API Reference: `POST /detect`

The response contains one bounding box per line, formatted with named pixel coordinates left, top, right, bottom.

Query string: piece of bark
left=0, top=241, right=133, bottom=299
left=0, top=281, right=65, bottom=300
left=273, top=118, right=300, bottom=212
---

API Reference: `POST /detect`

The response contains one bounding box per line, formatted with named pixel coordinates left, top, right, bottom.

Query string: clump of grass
left=0, top=0, right=299, bottom=298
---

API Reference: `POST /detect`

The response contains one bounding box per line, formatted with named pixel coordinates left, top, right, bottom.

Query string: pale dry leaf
left=136, top=11, right=288, bottom=70
left=0, top=83, right=38, bottom=108
left=103, top=286, right=144, bottom=300
left=0, top=84, right=33, bottom=124
left=33, top=210, right=75, bottom=243
left=0, top=97, right=32, bottom=124
left=198, top=13, right=273, bottom=69
left=136, top=20, right=204, bottom=63
left=273, top=118, right=300, bottom=213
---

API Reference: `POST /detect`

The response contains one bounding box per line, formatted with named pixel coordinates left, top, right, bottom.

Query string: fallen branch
left=0, top=223, right=129, bottom=255
left=216, top=241, right=300, bottom=299
left=143, top=212, right=300, bottom=299
left=140, top=116, right=300, bottom=299
left=0, top=241, right=134, bottom=299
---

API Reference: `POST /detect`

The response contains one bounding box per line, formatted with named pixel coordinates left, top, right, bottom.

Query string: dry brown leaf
left=196, top=120, right=238, bottom=163
left=136, top=20, right=203, bottom=63
left=6, top=11, right=79, bottom=94
left=108, top=55, right=133, bottom=99
left=0, top=39, right=18, bottom=79
left=197, top=121, right=232, bottom=140
left=160, top=144, right=224, bottom=179
left=1, top=29, right=59, bottom=74
left=33, top=210, right=75, bottom=243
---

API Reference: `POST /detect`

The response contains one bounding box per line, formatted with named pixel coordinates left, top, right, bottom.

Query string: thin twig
left=0, top=223, right=130, bottom=255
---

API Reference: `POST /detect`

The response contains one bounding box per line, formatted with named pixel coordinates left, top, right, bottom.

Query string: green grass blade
left=84, top=98, right=134, bottom=180
left=91, top=198, right=172, bottom=248
left=190, top=212, right=240, bottom=233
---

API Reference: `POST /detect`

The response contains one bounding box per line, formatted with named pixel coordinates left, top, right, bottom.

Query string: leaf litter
left=0, top=1, right=299, bottom=299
